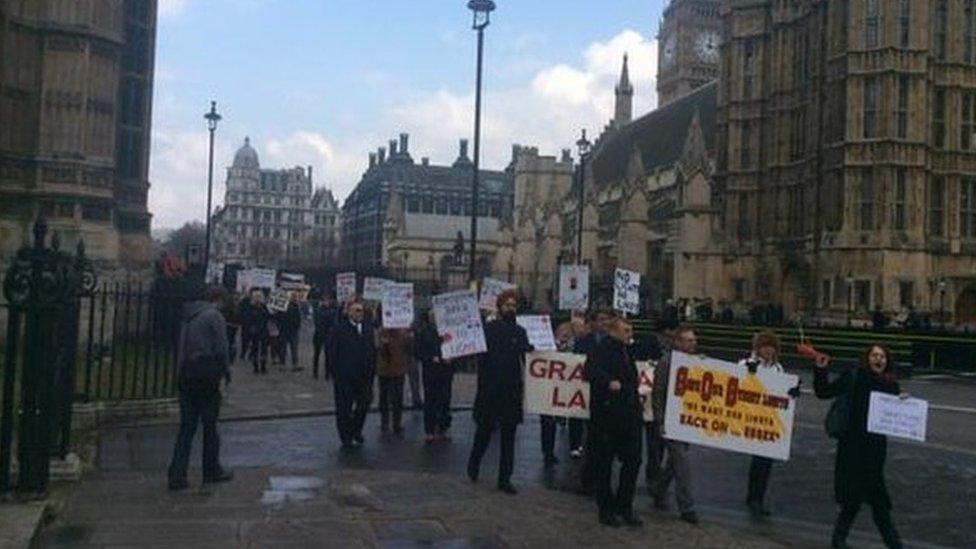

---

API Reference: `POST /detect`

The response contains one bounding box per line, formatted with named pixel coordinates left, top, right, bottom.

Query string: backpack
left=824, top=368, right=858, bottom=439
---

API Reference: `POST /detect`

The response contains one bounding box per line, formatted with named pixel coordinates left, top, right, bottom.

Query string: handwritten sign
left=524, top=352, right=589, bottom=419
left=363, top=277, right=391, bottom=301
left=558, top=265, right=589, bottom=311
left=663, top=351, right=798, bottom=461
left=432, top=290, right=487, bottom=360
left=246, top=268, right=277, bottom=290
left=613, top=267, right=640, bottom=315
left=868, top=392, right=928, bottom=442
left=267, top=288, right=290, bottom=313
left=479, top=277, right=517, bottom=310
left=381, top=282, right=414, bottom=329
left=516, top=315, right=557, bottom=351
left=336, top=272, right=356, bottom=304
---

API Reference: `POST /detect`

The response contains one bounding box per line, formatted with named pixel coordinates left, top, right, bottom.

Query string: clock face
left=696, top=31, right=720, bottom=63
left=662, top=34, right=677, bottom=68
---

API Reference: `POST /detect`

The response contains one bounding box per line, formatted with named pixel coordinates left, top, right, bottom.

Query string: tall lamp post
left=203, top=100, right=222, bottom=273
left=938, top=278, right=947, bottom=329
left=846, top=272, right=855, bottom=327
left=466, top=0, right=495, bottom=285
left=575, top=129, right=591, bottom=263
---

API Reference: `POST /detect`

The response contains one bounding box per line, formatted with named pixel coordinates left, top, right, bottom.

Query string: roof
left=590, top=81, right=717, bottom=186
left=233, top=137, right=260, bottom=169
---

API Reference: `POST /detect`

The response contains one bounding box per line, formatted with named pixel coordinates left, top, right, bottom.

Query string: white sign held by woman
left=867, top=392, right=928, bottom=442
left=516, top=315, right=557, bottom=351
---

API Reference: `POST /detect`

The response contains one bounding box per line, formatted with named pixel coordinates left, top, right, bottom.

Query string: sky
left=149, top=0, right=668, bottom=230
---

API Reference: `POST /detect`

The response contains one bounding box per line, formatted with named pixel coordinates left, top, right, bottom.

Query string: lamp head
left=576, top=128, right=591, bottom=156
left=204, top=100, right=222, bottom=131
left=468, top=0, right=495, bottom=30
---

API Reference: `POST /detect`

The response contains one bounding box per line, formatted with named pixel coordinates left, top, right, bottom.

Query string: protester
left=538, top=321, right=575, bottom=467
left=649, top=324, right=699, bottom=524
left=167, top=285, right=233, bottom=490
left=312, top=294, right=338, bottom=380
left=814, top=346, right=904, bottom=548
left=328, top=299, right=376, bottom=448
left=220, top=290, right=241, bottom=363
left=376, top=326, right=411, bottom=435
left=245, top=291, right=270, bottom=374
left=567, top=313, right=591, bottom=458
left=587, top=317, right=644, bottom=527
left=415, top=310, right=453, bottom=443
left=283, top=292, right=303, bottom=371
left=467, top=290, right=533, bottom=494
left=268, top=312, right=284, bottom=367
left=237, top=291, right=253, bottom=363
left=574, top=310, right=614, bottom=493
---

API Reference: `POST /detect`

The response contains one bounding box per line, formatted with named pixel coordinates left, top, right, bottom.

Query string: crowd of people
left=165, top=283, right=907, bottom=548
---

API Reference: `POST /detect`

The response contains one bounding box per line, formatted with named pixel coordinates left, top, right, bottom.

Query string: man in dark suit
left=312, top=294, right=338, bottom=380
left=574, top=310, right=614, bottom=493
left=587, top=317, right=644, bottom=527
left=327, top=299, right=376, bottom=448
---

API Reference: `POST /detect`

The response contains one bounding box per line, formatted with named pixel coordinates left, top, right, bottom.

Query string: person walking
left=312, top=294, right=338, bottom=380
left=415, top=310, right=454, bottom=443
left=587, top=317, right=644, bottom=527
left=328, top=299, right=376, bottom=448
left=574, top=310, right=613, bottom=494
left=376, top=326, right=411, bottom=435
left=167, top=285, right=233, bottom=490
left=467, top=290, right=533, bottom=494
left=814, top=346, right=904, bottom=548
left=649, top=324, right=699, bottom=524
left=283, top=292, right=303, bottom=371
left=245, top=291, right=270, bottom=374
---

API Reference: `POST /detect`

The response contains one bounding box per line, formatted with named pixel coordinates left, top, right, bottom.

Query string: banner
left=479, top=278, right=517, bottom=310
left=336, top=272, right=356, bottom=303
left=249, top=268, right=277, bottom=290
left=663, top=351, right=798, bottom=461
left=613, top=267, right=640, bottom=315
left=558, top=265, right=589, bottom=311
left=363, top=277, right=391, bottom=301
left=516, top=315, right=557, bottom=351
left=524, top=351, right=589, bottom=419
left=267, top=288, right=290, bottom=313
left=868, top=392, right=928, bottom=442
left=432, top=290, right=487, bottom=360
left=381, top=282, right=414, bottom=329
left=280, top=272, right=305, bottom=284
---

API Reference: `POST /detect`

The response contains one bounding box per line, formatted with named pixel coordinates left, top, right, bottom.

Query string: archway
left=954, top=282, right=976, bottom=324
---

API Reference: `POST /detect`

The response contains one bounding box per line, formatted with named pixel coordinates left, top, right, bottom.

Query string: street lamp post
left=846, top=272, right=855, bottom=327
left=466, top=0, right=495, bottom=285
left=575, top=129, right=591, bottom=263
left=203, top=100, right=222, bottom=274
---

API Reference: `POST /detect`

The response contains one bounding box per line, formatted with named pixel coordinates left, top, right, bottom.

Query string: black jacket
left=282, top=301, right=302, bottom=338
left=473, top=318, right=533, bottom=426
left=413, top=322, right=442, bottom=365
left=586, top=336, right=642, bottom=430
left=327, top=319, right=376, bottom=383
left=177, top=301, right=229, bottom=384
left=313, top=303, right=337, bottom=337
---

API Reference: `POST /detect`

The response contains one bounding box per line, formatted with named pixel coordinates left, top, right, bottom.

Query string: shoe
left=599, top=514, right=621, bottom=527
left=679, top=511, right=699, bottom=525
left=570, top=448, right=583, bottom=459
left=168, top=478, right=188, bottom=491
left=202, top=469, right=234, bottom=484
left=544, top=454, right=559, bottom=467
left=467, top=461, right=479, bottom=483
left=619, top=513, right=644, bottom=527
left=497, top=482, right=518, bottom=495
left=653, top=495, right=669, bottom=511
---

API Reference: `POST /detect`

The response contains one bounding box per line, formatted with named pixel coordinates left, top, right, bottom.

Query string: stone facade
left=0, top=0, right=156, bottom=273
left=657, top=0, right=721, bottom=106
left=212, top=138, right=341, bottom=269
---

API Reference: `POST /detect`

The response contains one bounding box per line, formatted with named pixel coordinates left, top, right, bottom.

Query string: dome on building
left=232, top=136, right=260, bottom=169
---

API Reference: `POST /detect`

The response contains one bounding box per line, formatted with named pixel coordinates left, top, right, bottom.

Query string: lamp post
left=846, top=272, right=854, bottom=327
left=466, top=0, right=495, bottom=285
left=203, top=100, right=222, bottom=273
left=575, top=129, right=591, bottom=263
left=938, top=278, right=947, bottom=329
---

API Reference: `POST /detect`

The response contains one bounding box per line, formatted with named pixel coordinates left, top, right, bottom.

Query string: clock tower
left=656, top=0, right=721, bottom=107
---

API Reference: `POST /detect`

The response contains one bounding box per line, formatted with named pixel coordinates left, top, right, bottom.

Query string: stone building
left=0, top=0, right=156, bottom=272
left=341, top=134, right=514, bottom=276
left=657, top=0, right=721, bottom=106
left=212, top=138, right=341, bottom=269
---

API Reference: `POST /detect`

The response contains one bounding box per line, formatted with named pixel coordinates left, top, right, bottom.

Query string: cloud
left=158, top=0, right=189, bottom=20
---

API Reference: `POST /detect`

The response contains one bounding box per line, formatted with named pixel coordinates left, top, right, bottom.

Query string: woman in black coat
left=814, top=345, right=903, bottom=549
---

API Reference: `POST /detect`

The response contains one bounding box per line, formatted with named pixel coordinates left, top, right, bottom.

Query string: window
left=741, top=120, right=752, bottom=168
left=897, top=76, right=909, bottom=138
left=964, top=92, right=976, bottom=150
left=82, top=204, right=110, bottom=221
left=743, top=40, right=756, bottom=99
left=855, top=280, right=872, bottom=311
left=933, top=89, right=946, bottom=149
left=968, top=1, right=976, bottom=63
left=899, top=281, right=915, bottom=308
left=790, top=107, right=807, bottom=160
left=865, top=0, right=880, bottom=48
left=893, top=168, right=908, bottom=231
left=899, top=0, right=910, bottom=47
left=422, top=198, right=433, bottom=214
left=936, top=0, right=948, bottom=60
left=962, top=178, right=976, bottom=237
left=860, top=169, right=875, bottom=230
left=435, top=199, right=448, bottom=215
left=737, top=192, right=751, bottom=240
left=863, top=77, right=879, bottom=138
left=733, top=279, right=747, bottom=302
left=821, top=279, right=832, bottom=308
left=930, top=176, right=945, bottom=236
left=407, top=197, right=420, bottom=212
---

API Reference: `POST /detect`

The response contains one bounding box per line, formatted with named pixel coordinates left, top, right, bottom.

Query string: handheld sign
left=432, top=290, right=487, bottom=360
left=524, top=351, right=589, bottom=419
left=249, top=268, right=277, bottom=290
left=559, top=265, right=589, bottom=311
left=613, top=267, right=640, bottom=315
left=267, top=288, right=290, bottom=313
left=867, top=392, right=928, bottom=442
left=363, top=277, right=391, bottom=301
left=381, top=282, right=414, bottom=329
left=516, top=315, right=557, bottom=351
left=336, top=272, right=356, bottom=304
left=479, top=278, right=516, bottom=310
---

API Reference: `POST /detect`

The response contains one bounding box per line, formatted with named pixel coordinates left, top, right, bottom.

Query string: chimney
left=378, top=147, right=386, bottom=164
left=399, top=133, right=409, bottom=154
left=421, top=157, right=429, bottom=166
left=561, top=149, right=572, bottom=163
left=369, top=152, right=377, bottom=168
left=459, top=139, right=469, bottom=159
left=389, top=139, right=398, bottom=157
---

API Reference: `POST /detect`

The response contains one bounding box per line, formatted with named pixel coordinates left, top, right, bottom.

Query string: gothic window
left=790, top=107, right=807, bottom=160
left=899, top=0, right=911, bottom=48
left=855, top=280, right=872, bottom=311
left=865, top=0, right=880, bottom=48
left=789, top=186, right=804, bottom=236
left=893, top=168, right=908, bottom=231
left=897, top=76, right=909, bottom=138
left=860, top=169, right=875, bottom=230
left=740, top=120, right=752, bottom=168
left=733, top=279, right=747, bottom=302
left=963, top=92, right=976, bottom=149
left=743, top=40, right=756, bottom=99
left=962, top=178, right=976, bottom=237
left=737, top=193, right=751, bottom=241
left=821, top=279, right=832, bottom=308
left=863, top=77, right=879, bottom=138
left=936, top=0, right=948, bottom=60
left=930, top=175, right=945, bottom=236
left=933, top=89, right=946, bottom=149
left=899, top=281, right=915, bottom=308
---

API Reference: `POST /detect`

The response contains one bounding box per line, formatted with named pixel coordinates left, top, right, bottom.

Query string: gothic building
left=211, top=138, right=341, bottom=269
left=0, top=0, right=156, bottom=271
left=657, top=0, right=721, bottom=106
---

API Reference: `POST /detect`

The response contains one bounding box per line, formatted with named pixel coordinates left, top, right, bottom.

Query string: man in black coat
left=587, top=317, right=644, bottom=527
left=312, top=294, right=338, bottom=380
left=282, top=293, right=303, bottom=371
left=574, top=310, right=613, bottom=492
left=467, top=290, right=533, bottom=494
left=327, top=299, right=376, bottom=448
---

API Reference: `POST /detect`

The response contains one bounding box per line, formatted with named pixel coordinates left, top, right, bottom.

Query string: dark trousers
left=250, top=337, right=268, bottom=372
left=833, top=501, right=902, bottom=548
left=593, top=423, right=643, bottom=518
left=334, top=376, right=372, bottom=444
left=241, top=329, right=251, bottom=362
left=468, top=421, right=517, bottom=485
left=226, top=325, right=239, bottom=363
left=168, top=381, right=221, bottom=482
left=270, top=337, right=284, bottom=365
left=422, top=363, right=453, bottom=435
left=378, top=376, right=404, bottom=429
left=284, top=334, right=299, bottom=366
left=568, top=418, right=585, bottom=450
left=312, top=333, right=330, bottom=379
left=747, top=456, right=773, bottom=504
left=580, top=420, right=597, bottom=492
left=540, top=415, right=557, bottom=457
left=407, top=359, right=423, bottom=406
left=645, top=421, right=665, bottom=487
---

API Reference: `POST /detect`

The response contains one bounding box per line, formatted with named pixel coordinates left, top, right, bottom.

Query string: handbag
left=824, top=368, right=858, bottom=439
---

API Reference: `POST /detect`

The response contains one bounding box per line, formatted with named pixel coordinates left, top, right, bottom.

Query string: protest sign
left=336, top=272, right=356, bottom=303
left=867, top=392, right=928, bottom=442
left=558, top=265, right=589, bottom=311
left=613, top=267, right=640, bottom=315
left=524, top=351, right=589, bottom=419
left=432, top=290, right=487, bottom=360
left=381, top=282, right=414, bottom=329
left=235, top=269, right=252, bottom=294
left=663, top=351, right=798, bottom=461
left=637, top=361, right=655, bottom=422
left=267, top=288, right=290, bottom=313
left=479, top=278, right=517, bottom=310
left=249, top=268, right=277, bottom=289
left=516, top=315, right=557, bottom=351
left=363, top=277, right=391, bottom=301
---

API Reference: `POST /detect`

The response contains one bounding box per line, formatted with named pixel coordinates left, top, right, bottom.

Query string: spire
left=614, top=53, right=634, bottom=126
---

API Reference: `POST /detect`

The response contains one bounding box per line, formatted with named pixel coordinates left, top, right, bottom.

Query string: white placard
left=267, top=288, right=290, bottom=313
left=249, top=268, right=277, bottom=290
left=613, top=267, right=640, bottom=315
left=516, top=315, right=557, bottom=351
left=867, top=391, right=928, bottom=442
left=432, top=290, right=487, bottom=360
left=336, top=272, right=357, bottom=304
left=235, top=270, right=252, bottom=294
left=663, top=351, right=799, bottom=461
left=524, top=351, right=590, bottom=419
left=363, top=277, right=391, bottom=301
left=479, top=278, right=517, bottom=310
left=558, top=265, right=589, bottom=311
left=381, top=282, right=414, bottom=329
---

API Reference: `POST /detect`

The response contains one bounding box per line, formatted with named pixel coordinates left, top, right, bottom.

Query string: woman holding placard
left=814, top=345, right=903, bottom=549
